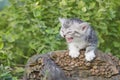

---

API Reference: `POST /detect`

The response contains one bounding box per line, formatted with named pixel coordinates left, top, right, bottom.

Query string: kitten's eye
left=74, top=31, right=80, bottom=36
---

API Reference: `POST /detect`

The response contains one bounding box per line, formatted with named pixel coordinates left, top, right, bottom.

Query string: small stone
left=95, top=70, right=99, bottom=73
left=85, top=62, right=91, bottom=66
left=93, top=66, right=98, bottom=69
left=101, top=68, right=105, bottom=72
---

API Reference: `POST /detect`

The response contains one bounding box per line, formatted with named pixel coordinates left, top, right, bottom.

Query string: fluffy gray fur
left=59, top=18, right=98, bottom=61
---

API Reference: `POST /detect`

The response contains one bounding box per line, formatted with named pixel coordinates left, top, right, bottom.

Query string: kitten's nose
left=63, top=34, right=66, bottom=38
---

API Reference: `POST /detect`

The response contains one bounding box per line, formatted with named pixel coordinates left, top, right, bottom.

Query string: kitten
left=59, top=18, right=98, bottom=61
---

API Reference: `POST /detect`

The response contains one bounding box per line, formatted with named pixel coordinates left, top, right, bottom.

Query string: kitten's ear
left=79, top=22, right=89, bottom=31
left=59, top=18, right=66, bottom=24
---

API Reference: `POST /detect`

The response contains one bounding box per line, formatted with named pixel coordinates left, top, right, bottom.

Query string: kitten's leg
left=85, top=46, right=96, bottom=61
left=68, top=43, right=80, bottom=58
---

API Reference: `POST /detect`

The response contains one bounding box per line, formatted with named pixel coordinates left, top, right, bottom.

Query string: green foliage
left=0, top=0, right=120, bottom=79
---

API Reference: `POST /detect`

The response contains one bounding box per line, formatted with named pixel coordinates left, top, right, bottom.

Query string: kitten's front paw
left=69, top=50, right=80, bottom=58
left=85, top=50, right=96, bottom=61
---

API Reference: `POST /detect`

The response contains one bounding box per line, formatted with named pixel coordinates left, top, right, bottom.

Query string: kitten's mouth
left=65, top=37, right=73, bottom=43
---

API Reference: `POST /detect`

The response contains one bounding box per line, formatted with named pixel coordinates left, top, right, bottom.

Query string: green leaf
left=78, top=1, right=85, bottom=8
left=82, top=7, right=87, bottom=12
left=90, top=2, right=96, bottom=9
left=0, top=38, right=4, bottom=49
left=113, top=42, right=120, bottom=47
left=14, top=67, right=24, bottom=73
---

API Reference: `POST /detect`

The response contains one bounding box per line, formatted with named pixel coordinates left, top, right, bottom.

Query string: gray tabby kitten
left=59, top=18, right=98, bottom=61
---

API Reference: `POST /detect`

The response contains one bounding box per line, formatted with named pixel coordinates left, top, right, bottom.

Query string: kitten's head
left=59, top=18, right=90, bottom=43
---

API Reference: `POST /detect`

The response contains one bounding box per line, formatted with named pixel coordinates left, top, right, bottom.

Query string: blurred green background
left=0, top=0, right=120, bottom=79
